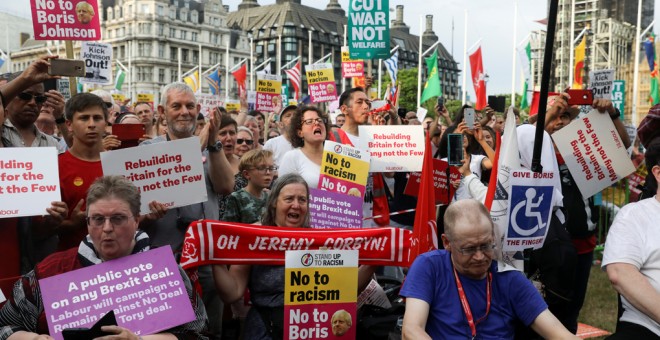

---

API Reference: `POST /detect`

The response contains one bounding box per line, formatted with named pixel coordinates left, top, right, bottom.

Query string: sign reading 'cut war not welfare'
left=347, top=0, right=390, bottom=59
left=40, top=247, right=195, bottom=340
left=100, top=137, right=207, bottom=215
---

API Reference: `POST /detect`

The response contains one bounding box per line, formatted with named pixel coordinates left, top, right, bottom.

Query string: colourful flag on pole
left=206, top=68, right=221, bottom=95
left=518, top=41, right=532, bottom=109
left=384, top=51, right=399, bottom=100
left=284, top=61, right=301, bottom=101
left=573, top=36, right=586, bottom=89
left=644, top=34, right=660, bottom=105
left=0, top=54, right=6, bottom=70
left=183, top=70, right=200, bottom=93
left=469, top=45, right=487, bottom=110
left=420, top=49, right=441, bottom=104
left=232, top=63, right=248, bottom=97
left=409, top=133, right=438, bottom=263
left=114, top=66, right=125, bottom=91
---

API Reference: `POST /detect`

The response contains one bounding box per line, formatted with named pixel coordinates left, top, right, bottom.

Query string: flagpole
left=277, top=34, right=282, bottom=74
left=178, top=47, right=182, bottom=82
left=225, top=42, right=229, bottom=104
left=250, top=37, right=254, bottom=91
left=417, top=15, right=423, bottom=106
left=632, top=0, right=643, bottom=126
left=343, top=25, right=347, bottom=93
left=280, top=56, right=300, bottom=71
left=510, top=0, right=518, bottom=104
left=378, top=59, right=382, bottom=99
left=128, top=40, right=132, bottom=100
left=569, top=0, right=576, bottom=88
left=198, top=44, right=202, bottom=94
left=308, top=29, right=313, bottom=63
left=461, top=10, right=468, bottom=105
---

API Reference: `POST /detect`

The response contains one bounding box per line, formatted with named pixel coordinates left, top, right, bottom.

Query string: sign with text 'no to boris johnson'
left=348, top=0, right=390, bottom=59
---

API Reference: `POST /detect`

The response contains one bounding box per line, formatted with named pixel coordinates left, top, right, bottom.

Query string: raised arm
left=206, top=108, right=234, bottom=195
left=212, top=264, right=251, bottom=304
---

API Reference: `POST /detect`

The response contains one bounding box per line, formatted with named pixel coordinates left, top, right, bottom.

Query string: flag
left=372, top=173, right=391, bottom=226
left=573, top=36, right=586, bottom=89
left=284, top=61, right=301, bottom=101
left=384, top=50, right=399, bottom=84
left=518, top=41, right=532, bottom=109
left=420, top=49, right=441, bottom=104
left=0, top=55, right=6, bottom=70
left=183, top=70, right=200, bottom=93
left=114, top=66, right=125, bottom=91
left=469, top=45, right=487, bottom=110
left=409, top=133, right=438, bottom=264
left=485, top=107, right=521, bottom=270
left=206, top=68, right=221, bottom=95
left=644, top=34, right=660, bottom=105
left=256, top=63, right=271, bottom=76
left=232, top=62, right=248, bottom=97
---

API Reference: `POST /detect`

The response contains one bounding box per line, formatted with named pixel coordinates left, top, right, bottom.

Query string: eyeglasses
left=17, top=92, right=48, bottom=104
left=237, top=138, right=254, bottom=145
left=302, top=118, right=327, bottom=126
left=104, top=102, right=113, bottom=109
left=251, top=165, right=278, bottom=173
left=455, top=243, right=496, bottom=256
left=86, top=214, right=132, bottom=228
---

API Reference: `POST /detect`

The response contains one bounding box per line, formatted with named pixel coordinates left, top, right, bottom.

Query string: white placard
left=416, top=107, right=428, bottom=121
left=79, top=41, right=112, bottom=85
left=358, top=125, right=425, bottom=172
left=196, top=93, right=223, bottom=118
left=552, top=109, right=635, bottom=198
left=0, top=147, right=61, bottom=218
left=100, top=137, right=207, bottom=214
left=589, top=69, right=615, bottom=100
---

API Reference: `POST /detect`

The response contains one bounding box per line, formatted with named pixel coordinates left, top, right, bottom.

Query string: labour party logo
left=507, top=185, right=553, bottom=238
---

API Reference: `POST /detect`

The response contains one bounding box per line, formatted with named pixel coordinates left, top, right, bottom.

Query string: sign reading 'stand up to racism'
left=347, top=0, right=390, bottom=59
left=31, top=0, right=102, bottom=40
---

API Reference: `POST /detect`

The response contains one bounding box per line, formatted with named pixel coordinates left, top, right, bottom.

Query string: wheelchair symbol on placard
left=508, top=185, right=553, bottom=238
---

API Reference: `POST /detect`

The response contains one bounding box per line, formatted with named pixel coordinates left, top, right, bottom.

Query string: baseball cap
left=280, top=105, right=298, bottom=121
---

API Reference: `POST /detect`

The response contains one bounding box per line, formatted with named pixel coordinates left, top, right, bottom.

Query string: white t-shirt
left=442, top=154, right=485, bottom=201
left=263, top=135, right=293, bottom=167
left=602, top=197, right=660, bottom=336
left=278, top=148, right=321, bottom=189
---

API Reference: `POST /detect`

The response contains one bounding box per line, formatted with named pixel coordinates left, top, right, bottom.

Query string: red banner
left=469, top=46, right=487, bottom=110
left=180, top=220, right=414, bottom=269
left=403, top=159, right=460, bottom=205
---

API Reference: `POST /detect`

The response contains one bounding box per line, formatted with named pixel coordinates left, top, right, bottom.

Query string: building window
left=170, top=28, right=176, bottom=38
left=139, top=42, right=151, bottom=57
left=192, top=32, right=198, bottom=42
left=181, top=31, right=187, bottom=40
left=158, top=24, right=164, bottom=36
left=193, top=50, right=199, bottom=63
left=170, top=47, right=177, bottom=59
left=158, top=43, right=165, bottom=58
left=157, top=5, right=164, bottom=16
left=191, top=11, right=197, bottom=22
left=170, top=8, right=176, bottom=19
left=159, top=68, right=165, bottom=83
left=141, top=4, right=149, bottom=14
left=138, top=67, right=152, bottom=82
left=120, top=45, right=125, bottom=59
left=171, top=68, right=178, bottom=83
left=182, top=49, right=189, bottom=62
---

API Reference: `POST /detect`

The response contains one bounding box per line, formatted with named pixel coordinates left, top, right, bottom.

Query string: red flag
left=469, top=46, right=487, bottom=110
left=409, top=133, right=439, bottom=263
left=232, top=63, right=247, bottom=96
left=529, top=91, right=558, bottom=116
left=284, top=61, right=301, bottom=101
left=372, top=173, right=390, bottom=226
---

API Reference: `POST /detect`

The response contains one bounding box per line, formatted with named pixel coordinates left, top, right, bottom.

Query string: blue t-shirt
left=400, top=250, right=547, bottom=339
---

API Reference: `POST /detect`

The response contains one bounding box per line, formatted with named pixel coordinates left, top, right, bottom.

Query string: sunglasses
left=237, top=138, right=254, bottom=145
left=18, top=92, right=48, bottom=104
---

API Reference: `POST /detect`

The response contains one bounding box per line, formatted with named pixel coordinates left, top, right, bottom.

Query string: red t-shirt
left=58, top=150, right=103, bottom=250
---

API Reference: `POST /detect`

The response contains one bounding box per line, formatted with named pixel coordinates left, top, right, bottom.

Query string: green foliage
left=382, top=68, right=420, bottom=113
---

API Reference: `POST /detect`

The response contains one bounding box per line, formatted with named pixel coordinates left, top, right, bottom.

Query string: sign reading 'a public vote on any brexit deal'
left=347, top=0, right=390, bottom=59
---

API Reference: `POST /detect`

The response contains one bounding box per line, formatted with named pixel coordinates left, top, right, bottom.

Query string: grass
left=577, top=254, right=619, bottom=339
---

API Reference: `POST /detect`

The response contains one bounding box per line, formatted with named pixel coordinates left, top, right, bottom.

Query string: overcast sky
left=1, top=0, right=659, bottom=97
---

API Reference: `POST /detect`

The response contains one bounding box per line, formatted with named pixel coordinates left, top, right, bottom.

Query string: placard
left=552, top=110, right=635, bottom=198
left=309, top=188, right=363, bottom=229
left=589, top=69, right=615, bottom=100
left=256, top=74, right=283, bottom=112
left=612, top=80, right=625, bottom=120
left=40, top=247, right=195, bottom=339
left=100, top=137, right=207, bottom=215
left=285, top=250, right=358, bottom=340
left=57, top=78, right=71, bottom=100
left=305, top=63, right=337, bottom=103
left=137, top=93, right=154, bottom=108
left=196, top=93, right=222, bottom=118
left=0, top=147, right=61, bottom=218
left=347, top=0, right=390, bottom=59
left=358, top=125, right=424, bottom=172
left=319, top=140, right=370, bottom=198
left=80, top=42, right=112, bottom=85
left=111, top=93, right=126, bottom=104
left=403, top=159, right=460, bottom=205
left=503, top=169, right=555, bottom=251
left=31, top=0, right=101, bottom=40
left=341, top=46, right=364, bottom=78
left=225, top=100, right=240, bottom=112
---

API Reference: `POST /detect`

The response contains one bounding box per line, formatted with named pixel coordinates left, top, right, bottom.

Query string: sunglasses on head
left=18, top=92, right=47, bottom=104
left=237, top=138, right=254, bottom=145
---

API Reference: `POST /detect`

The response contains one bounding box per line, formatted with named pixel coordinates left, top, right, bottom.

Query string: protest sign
left=225, top=100, right=240, bottom=112
left=358, top=125, right=425, bottom=172
left=403, top=159, right=460, bottom=204
left=305, top=63, right=337, bottom=103
left=196, top=93, right=222, bottom=118
left=100, top=137, right=207, bottom=215
left=57, top=78, right=71, bottom=100
left=111, top=93, right=126, bottom=104
left=80, top=42, right=112, bottom=85
left=351, top=76, right=366, bottom=89
left=0, top=147, right=60, bottom=218
left=347, top=0, right=390, bottom=59
left=612, top=80, right=625, bottom=120
left=503, top=169, right=555, bottom=251
left=553, top=109, right=635, bottom=198
left=341, top=46, right=364, bottom=78
left=285, top=249, right=358, bottom=340
left=589, top=69, right=615, bottom=100
left=31, top=0, right=101, bottom=40
left=40, top=247, right=195, bottom=340
left=309, top=188, right=362, bottom=229
left=256, top=74, right=283, bottom=112
left=137, top=93, right=154, bottom=108
left=247, top=90, right=256, bottom=111
left=319, top=140, right=370, bottom=198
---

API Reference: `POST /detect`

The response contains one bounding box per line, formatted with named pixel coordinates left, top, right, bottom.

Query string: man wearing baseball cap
left=264, top=104, right=297, bottom=166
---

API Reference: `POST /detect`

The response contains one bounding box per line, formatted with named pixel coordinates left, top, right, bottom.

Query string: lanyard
left=453, top=267, right=492, bottom=339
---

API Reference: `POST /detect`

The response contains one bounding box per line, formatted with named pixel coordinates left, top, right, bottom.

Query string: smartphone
left=437, top=97, right=444, bottom=111
left=112, top=124, right=146, bottom=149
left=44, top=78, right=58, bottom=92
left=48, top=59, right=86, bottom=77
left=464, top=108, right=475, bottom=130
left=397, top=108, right=407, bottom=119
left=488, top=95, right=506, bottom=112
left=62, top=310, right=117, bottom=340
left=447, top=133, right=464, bottom=166
left=566, top=89, right=594, bottom=106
